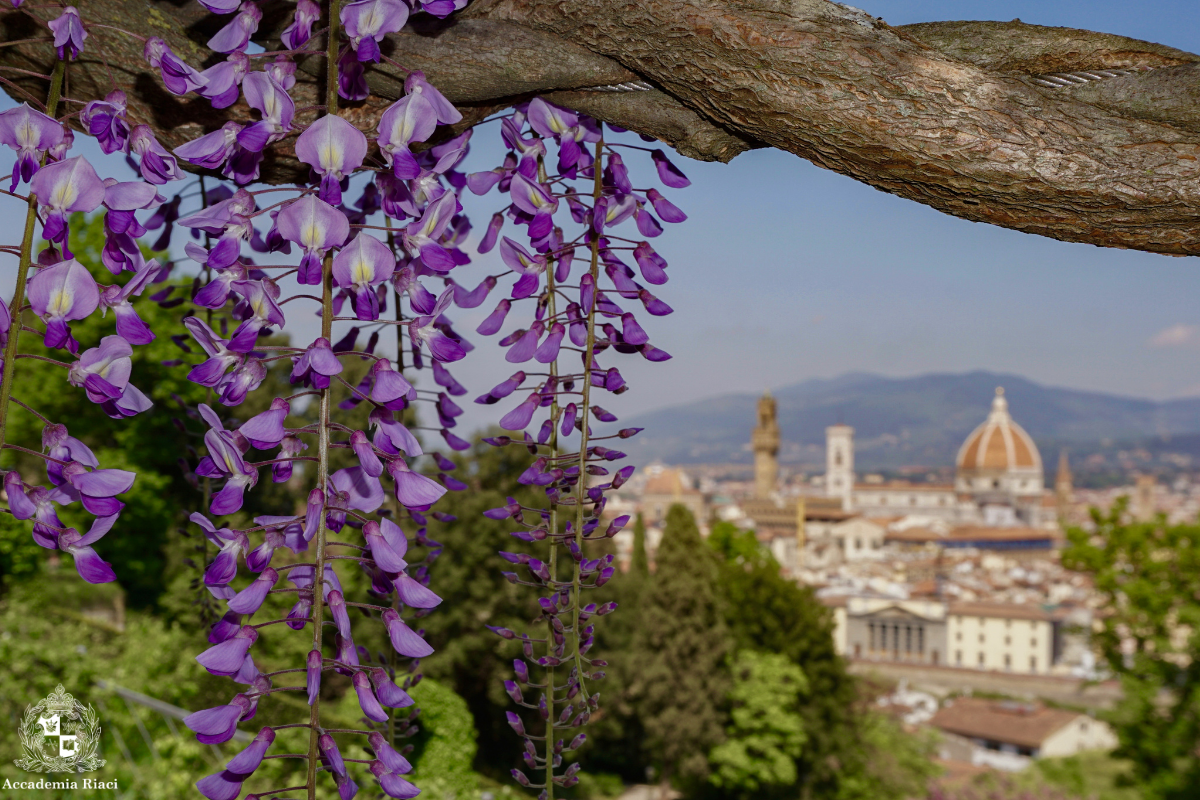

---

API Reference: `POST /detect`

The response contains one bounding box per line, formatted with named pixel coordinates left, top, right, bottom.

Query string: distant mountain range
left=619, top=371, right=1200, bottom=471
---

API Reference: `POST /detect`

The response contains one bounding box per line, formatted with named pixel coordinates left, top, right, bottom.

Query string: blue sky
left=2, top=0, right=1200, bottom=435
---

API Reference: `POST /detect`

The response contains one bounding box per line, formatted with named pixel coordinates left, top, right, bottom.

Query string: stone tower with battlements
left=752, top=391, right=780, bottom=499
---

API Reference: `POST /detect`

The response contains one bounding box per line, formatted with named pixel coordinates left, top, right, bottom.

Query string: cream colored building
left=826, top=596, right=1079, bottom=677
left=947, top=602, right=1056, bottom=675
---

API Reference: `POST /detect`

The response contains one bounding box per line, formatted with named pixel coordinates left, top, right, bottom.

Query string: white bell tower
left=826, top=424, right=855, bottom=510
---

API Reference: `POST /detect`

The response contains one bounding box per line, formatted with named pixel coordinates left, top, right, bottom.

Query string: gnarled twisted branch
left=3, top=0, right=1200, bottom=253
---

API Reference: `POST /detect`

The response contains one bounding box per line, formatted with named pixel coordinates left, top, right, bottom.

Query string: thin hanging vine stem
left=304, top=2, right=341, bottom=796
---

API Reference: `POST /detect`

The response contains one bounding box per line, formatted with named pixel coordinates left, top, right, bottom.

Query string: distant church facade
left=756, top=387, right=1048, bottom=528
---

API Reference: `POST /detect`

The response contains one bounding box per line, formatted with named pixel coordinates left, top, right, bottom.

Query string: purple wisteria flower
left=144, top=37, right=207, bottom=96
left=340, top=0, right=409, bottom=62
left=98, top=259, right=160, bottom=344
left=295, top=114, right=368, bottom=205
left=195, top=726, right=275, bottom=800
left=28, top=258, right=99, bottom=352
left=48, top=6, right=87, bottom=60
left=408, top=288, right=465, bottom=362
left=29, top=156, right=105, bottom=248
left=197, top=51, right=249, bottom=108
left=58, top=514, right=117, bottom=583
left=198, top=409, right=260, bottom=514
left=208, top=1, right=262, bottom=53
left=281, top=0, right=320, bottom=49
left=332, top=233, right=394, bottom=320
left=238, top=70, right=294, bottom=152
left=228, top=279, right=285, bottom=351
left=276, top=195, right=349, bottom=284
left=184, top=695, right=253, bottom=745
left=377, top=93, right=437, bottom=180
left=128, top=125, right=183, bottom=185
left=403, top=189, right=458, bottom=271
left=0, top=103, right=63, bottom=190
left=174, top=122, right=244, bottom=173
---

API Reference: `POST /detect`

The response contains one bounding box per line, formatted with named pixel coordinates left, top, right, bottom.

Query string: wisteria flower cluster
left=0, top=0, right=688, bottom=797
left=463, top=97, right=688, bottom=796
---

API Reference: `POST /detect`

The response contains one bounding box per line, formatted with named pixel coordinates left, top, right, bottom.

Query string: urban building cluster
left=603, top=387, right=1176, bottom=773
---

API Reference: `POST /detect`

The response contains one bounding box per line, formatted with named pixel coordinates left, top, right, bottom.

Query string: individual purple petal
left=370, top=762, right=420, bottom=799
left=621, top=313, right=649, bottom=345
left=327, top=589, right=352, bottom=638
left=239, top=69, right=294, bottom=151
left=368, top=670, right=415, bottom=711
left=364, top=523, right=406, bottom=572
left=196, top=627, right=257, bottom=676
left=195, top=771, right=241, bottom=800
left=306, top=648, right=322, bottom=705
left=476, top=298, right=511, bottom=336
left=370, top=360, right=416, bottom=408
left=500, top=392, right=540, bottom=431
left=393, top=572, right=441, bottom=608
left=239, top=398, right=289, bottom=448
left=223, top=726, right=275, bottom=778
left=330, top=466, right=385, bottom=512
left=349, top=430, right=384, bottom=477
left=386, top=459, right=446, bottom=509
left=646, top=188, right=687, bottom=222
left=227, top=567, right=278, bottom=614
left=319, top=733, right=347, bottom=777
left=652, top=149, right=691, bottom=187
left=352, top=671, right=389, bottom=722
left=382, top=607, right=433, bottom=657
left=404, top=71, right=462, bottom=124
left=184, top=699, right=246, bottom=744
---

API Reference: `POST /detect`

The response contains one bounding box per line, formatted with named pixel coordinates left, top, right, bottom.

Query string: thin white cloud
left=1150, top=324, right=1200, bottom=348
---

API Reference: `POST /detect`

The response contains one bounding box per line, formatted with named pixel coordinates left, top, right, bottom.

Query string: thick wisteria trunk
left=6, top=0, right=1200, bottom=252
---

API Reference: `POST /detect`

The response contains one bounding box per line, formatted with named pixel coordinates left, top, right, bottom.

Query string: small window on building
left=978, top=652, right=985, bottom=667
left=854, top=537, right=862, bottom=550
left=880, top=625, right=887, bottom=651
left=909, top=496, right=916, bottom=505
left=1031, top=638, right=1037, bottom=647
left=1030, top=656, right=1037, bottom=671
left=905, top=625, right=912, bottom=653
left=1004, top=654, right=1012, bottom=670
left=1005, top=636, right=1011, bottom=646
left=956, top=632, right=962, bottom=642
left=955, top=650, right=962, bottom=666
left=918, top=626, right=925, bottom=654
left=869, top=623, right=876, bottom=651
left=979, top=633, right=985, bottom=644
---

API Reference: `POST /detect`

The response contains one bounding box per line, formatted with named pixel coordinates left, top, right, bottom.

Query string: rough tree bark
left=4, top=0, right=1200, bottom=254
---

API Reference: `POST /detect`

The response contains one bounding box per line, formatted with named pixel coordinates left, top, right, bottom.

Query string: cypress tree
left=632, top=503, right=731, bottom=790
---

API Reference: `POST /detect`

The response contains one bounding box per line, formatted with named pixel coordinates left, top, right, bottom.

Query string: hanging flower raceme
left=0, top=0, right=689, bottom=795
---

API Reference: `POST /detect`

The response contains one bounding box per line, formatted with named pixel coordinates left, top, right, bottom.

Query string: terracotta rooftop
left=885, top=526, right=1060, bottom=544
left=948, top=601, right=1055, bottom=622
left=930, top=697, right=1079, bottom=749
